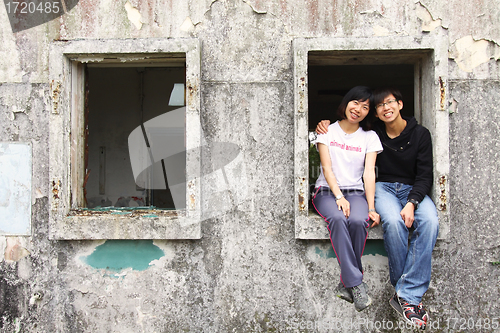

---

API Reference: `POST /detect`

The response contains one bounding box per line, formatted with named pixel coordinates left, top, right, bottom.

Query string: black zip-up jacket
left=373, top=116, right=433, bottom=203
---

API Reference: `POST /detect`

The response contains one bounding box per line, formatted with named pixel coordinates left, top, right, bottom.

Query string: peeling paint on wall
left=416, top=2, right=442, bottom=32
left=124, top=1, right=143, bottom=30
left=4, top=237, right=30, bottom=262
left=180, top=17, right=195, bottom=33
left=82, top=240, right=164, bottom=275
left=439, top=76, right=446, bottom=110
left=9, top=108, right=27, bottom=121
left=298, top=176, right=306, bottom=211
left=1, top=91, right=30, bottom=120
left=50, top=80, right=61, bottom=114
left=242, top=0, right=268, bottom=14
left=438, top=175, right=447, bottom=211
left=373, top=25, right=390, bottom=36
left=449, top=98, right=458, bottom=114
left=449, top=35, right=500, bottom=72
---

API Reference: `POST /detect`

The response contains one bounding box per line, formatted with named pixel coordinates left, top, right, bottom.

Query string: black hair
left=371, top=87, right=404, bottom=106
left=336, top=86, right=374, bottom=131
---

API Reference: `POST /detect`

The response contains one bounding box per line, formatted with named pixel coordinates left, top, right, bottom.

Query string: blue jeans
left=375, top=182, right=439, bottom=304
left=312, top=187, right=369, bottom=288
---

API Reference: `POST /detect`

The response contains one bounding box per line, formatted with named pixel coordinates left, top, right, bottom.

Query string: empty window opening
left=85, top=66, right=186, bottom=209
left=49, top=39, right=202, bottom=239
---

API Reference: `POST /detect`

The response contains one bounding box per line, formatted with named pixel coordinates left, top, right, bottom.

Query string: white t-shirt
left=314, top=121, right=383, bottom=191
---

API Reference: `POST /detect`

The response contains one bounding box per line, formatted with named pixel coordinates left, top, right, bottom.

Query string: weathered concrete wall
left=0, top=0, right=499, bottom=332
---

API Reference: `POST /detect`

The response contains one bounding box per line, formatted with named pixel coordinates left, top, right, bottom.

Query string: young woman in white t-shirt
left=312, top=86, right=382, bottom=312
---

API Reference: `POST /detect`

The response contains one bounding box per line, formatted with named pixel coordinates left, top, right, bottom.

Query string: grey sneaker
left=336, top=282, right=370, bottom=304
left=348, top=283, right=372, bottom=311
left=335, top=282, right=353, bottom=303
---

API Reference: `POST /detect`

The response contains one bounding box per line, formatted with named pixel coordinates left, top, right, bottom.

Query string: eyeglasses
left=375, top=99, right=398, bottom=110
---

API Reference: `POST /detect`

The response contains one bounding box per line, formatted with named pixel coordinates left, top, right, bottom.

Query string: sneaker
left=348, top=283, right=372, bottom=311
left=417, top=302, right=429, bottom=323
left=335, top=282, right=353, bottom=303
left=389, top=293, right=426, bottom=330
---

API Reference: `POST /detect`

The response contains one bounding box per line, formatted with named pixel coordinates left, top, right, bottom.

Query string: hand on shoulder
left=316, top=120, right=331, bottom=134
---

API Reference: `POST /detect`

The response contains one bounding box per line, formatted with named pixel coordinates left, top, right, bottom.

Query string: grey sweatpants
left=312, top=187, right=369, bottom=288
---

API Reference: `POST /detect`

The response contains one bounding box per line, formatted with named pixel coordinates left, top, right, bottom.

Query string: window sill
left=295, top=210, right=384, bottom=239
left=50, top=208, right=200, bottom=240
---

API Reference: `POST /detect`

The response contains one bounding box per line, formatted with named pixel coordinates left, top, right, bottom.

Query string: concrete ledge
left=51, top=210, right=201, bottom=240
left=295, top=212, right=384, bottom=240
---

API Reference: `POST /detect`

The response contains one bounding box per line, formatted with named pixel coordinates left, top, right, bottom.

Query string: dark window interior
left=85, top=66, right=186, bottom=209
left=308, top=64, right=415, bottom=129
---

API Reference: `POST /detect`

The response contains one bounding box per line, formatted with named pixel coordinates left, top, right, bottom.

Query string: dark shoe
left=417, top=302, right=429, bottom=323
left=389, top=293, right=426, bottom=330
left=348, top=283, right=372, bottom=311
left=389, top=293, right=403, bottom=313
left=335, top=282, right=353, bottom=303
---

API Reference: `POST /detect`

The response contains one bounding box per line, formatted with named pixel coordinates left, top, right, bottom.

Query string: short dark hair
left=372, top=87, right=403, bottom=106
left=336, top=86, right=374, bottom=131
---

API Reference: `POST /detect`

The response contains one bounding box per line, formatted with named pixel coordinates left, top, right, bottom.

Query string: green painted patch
left=363, top=240, right=388, bottom=256
left=315, top=240, right=387, bottom=259
left=83, top=240, right=164, bottom=272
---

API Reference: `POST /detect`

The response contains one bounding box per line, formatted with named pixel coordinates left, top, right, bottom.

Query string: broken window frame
left=293, top=36, right=450, bottom=240
left=49, top=39, right=201, bottom=240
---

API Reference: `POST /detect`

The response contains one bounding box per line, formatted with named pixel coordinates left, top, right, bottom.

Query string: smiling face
left=375, top=94, right=403, bottom=123
left=345, top=99, right=370, bottom=124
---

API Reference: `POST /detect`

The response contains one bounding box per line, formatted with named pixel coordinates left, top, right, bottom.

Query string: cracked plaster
left=449, top=35, right=500, bottom=72
left=419, top=0, right=500, bottom=43
left=416, top=1, right=442, bottom=32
